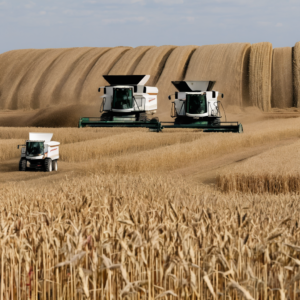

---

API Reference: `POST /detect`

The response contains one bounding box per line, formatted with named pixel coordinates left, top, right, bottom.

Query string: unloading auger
left=78, top=75, right=162, bottom=132
left=160, top=81, right=243, bottom=133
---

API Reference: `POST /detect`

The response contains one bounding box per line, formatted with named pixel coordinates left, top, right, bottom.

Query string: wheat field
left=1, top=40, right=300, bottom=299
left=2, top=115, right=300, bottom=165
left=1, top=110, right=300, bottom=299
left=1, top=168, right=300, bottom=300
left=217, top=139, right=300, bottom=194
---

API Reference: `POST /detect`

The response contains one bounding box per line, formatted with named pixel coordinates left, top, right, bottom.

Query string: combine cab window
left=186, top=94, right=207, bottom=114
left=26, top=142, right=44, bottom=157
left=112, top=88, right=133, bottom=109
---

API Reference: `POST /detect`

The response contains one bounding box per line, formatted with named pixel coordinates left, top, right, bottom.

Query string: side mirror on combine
left=221, top=93, right=224, bottom=98
left=98, top=88, right=101, bottom=92
left=168, top=95, right=171, bottom=100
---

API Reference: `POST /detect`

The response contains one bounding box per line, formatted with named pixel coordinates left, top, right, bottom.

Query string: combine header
left=162, top=81, right=243, bottom=133
left=78, top=75, right=162, bottom=132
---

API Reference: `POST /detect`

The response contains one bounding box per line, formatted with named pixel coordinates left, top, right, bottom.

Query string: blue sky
left=0, top=0, right=299, bottom=54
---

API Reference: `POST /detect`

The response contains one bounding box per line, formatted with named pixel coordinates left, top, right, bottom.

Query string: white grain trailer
left=18, top=133, right=60, bottom=172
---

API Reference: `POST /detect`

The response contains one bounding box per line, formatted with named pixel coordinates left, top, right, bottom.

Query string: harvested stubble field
left=1, top=111, right=300, bottom=300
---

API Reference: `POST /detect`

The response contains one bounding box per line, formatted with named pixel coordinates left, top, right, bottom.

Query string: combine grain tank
left=18, top=133, right=60, bottom=172
left=162, top=81, right=243, bottom=133
left=79, top=75, right=162, bottom=132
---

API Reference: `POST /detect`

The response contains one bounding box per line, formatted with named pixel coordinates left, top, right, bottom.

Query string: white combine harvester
left=18, top=133, right=60, bottom=172
left=100, top=75, right=158, bottom=120
left=78, top=77, right=243, bottom=133
left=163, top=81, right=243, bottom=133
left=79, top=75, right=161, bottom=131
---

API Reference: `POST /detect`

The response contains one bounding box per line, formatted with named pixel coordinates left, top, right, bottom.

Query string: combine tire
left=19, top=159, right=26, bottom=171
left=52, top=160, right=58, bottom=171
left=45, top=158, right=52, bottom=172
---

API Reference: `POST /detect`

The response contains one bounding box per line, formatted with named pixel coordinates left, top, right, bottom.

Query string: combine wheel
left=52, top=160, right=58, bottom=171
left=45, top=158, right=52, bottom=172
left=19, top=159, right=26, bottom=171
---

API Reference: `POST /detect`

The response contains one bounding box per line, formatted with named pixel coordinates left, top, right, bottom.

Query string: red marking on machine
left=50, top=148, right=57, bottom=152
left=149, top=98, right=156, bottom=102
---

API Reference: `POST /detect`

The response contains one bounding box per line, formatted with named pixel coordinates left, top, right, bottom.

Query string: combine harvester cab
left=18, top=133, right=60, bottom=172
left=79, top=75, right=162, bottom=132
left=162, top=81, right=243, bottom=133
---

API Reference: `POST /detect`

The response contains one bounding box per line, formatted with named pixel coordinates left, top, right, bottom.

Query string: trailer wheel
left=45, top=158, right=52, bottom=172
left=19, top=159, right=26, bottom=171
left=52, top=160, right=58, bottom=171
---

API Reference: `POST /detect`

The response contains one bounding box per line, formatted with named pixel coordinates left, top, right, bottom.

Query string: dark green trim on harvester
left=78, top=118, right=243, bottom=133
left=161, top=122, right=243, bottom=133
left=78, top=117, right=163, bottom=132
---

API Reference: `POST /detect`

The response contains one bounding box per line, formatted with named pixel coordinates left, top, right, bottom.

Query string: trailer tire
left=52, top=160, right=58, bottom=171
left=45, top=158, right=52, bottom=172
left=19, top=159, right=26, bottom=171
